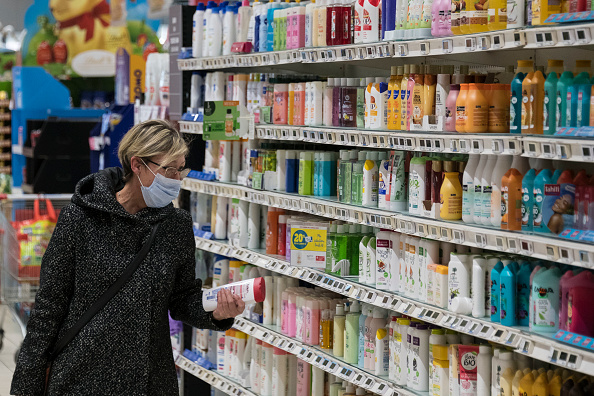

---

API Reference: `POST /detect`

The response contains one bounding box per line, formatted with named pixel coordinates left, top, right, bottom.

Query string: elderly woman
left=11, top=120, right=244, bottom=395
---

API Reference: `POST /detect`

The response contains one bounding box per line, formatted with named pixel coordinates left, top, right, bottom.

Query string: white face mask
left=138, top=160, right=182, bottom=208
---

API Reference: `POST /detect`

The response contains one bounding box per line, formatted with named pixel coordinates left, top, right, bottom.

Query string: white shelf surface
left=183, top=178, right=594, bottom=269
left=195, top=237, right=594, bottom=377
left=177, top=122, right=594, bottom=161
left=175, top=354, right=257, bottom=396
left=178, top=24, right=594, bottom=71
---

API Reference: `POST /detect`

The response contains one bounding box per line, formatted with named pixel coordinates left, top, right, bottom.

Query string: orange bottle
left=489, top=84, right=511, bottom=133
left=456, top=84, right=469, bottom=132
left=521, top=72, right=535, bottom=134
left=465, top=83, right=489, bottom=133
left=501, top=157, right=528, bottom=231
left=531, top=71, right=546, bottom=134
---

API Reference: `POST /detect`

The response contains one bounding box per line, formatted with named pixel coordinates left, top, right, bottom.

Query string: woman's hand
left=212, top=289, right=245, bottom=321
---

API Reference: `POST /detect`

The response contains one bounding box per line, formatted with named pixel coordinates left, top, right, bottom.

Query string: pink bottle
left=281, top=290, right=290, bottom=334
left=566, top=271, right=594, bottom=336
left=294, top=6, right=306, bottom=49
left=559, top=270, right=575, bottom=330
left=296, top=359, right=311, bottom=396
left=434, top=0, right=452, bottom=37
left=304, top=297, right=321, bottom=345
left=288, top=291, right=298, bottom=337
left=293, top=82, right=306, bottom=125
left=445, top=84, right=460, bottom=131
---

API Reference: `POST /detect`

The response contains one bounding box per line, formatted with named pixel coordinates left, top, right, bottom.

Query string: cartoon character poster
left=22, top=0, right=168, bottom=78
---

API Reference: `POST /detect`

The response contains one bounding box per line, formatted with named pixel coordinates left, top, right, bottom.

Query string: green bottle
left=348, top=224, right=361, bottom=276
left=326, top=223, right=338, bottom=274
left=298, top=152, right=314, bottom=195
left=333, top=224, right=351, bottom=276
left=543, top=72, right=558, bottom=135
left=357, top=80, right=366, bottom=129
left=351, top=151, right=367, bottom=206
left=556, top=71, right=574, bottom=129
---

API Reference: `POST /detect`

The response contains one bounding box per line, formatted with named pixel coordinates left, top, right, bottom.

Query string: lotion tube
left=202, top=277, right=266, bottom=312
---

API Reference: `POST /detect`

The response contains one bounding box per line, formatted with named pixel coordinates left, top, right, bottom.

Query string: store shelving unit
left=176, top=354, right=258, bottom=396
left=176, top=9, right=594, bottom=394
left=177, top=23, right=594, bottom=72
left=194, top=236, right=594, bottom=378
left=183, top=178, right=594, bottom=269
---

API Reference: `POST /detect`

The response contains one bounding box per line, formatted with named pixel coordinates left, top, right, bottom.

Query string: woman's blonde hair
left=118, top=120, right=189, bottom=181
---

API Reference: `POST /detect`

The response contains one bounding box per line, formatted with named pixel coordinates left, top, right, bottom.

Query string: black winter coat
left=11, top=168, right=233, bottom=396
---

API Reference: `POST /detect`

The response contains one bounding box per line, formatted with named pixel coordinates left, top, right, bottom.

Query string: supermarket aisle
left=0, top=306, right=20, bottom=396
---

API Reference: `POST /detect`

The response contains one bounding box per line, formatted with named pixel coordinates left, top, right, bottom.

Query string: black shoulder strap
left=49, top=222, right=161, bottom=360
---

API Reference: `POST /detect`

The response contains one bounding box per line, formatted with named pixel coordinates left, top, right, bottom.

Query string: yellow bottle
left=387, top=66, right=403, bottom=130
left=412, top=70, right=425, bottom=126
left=533, top=373, right=549, bottom=396
left=400, top=64, right=410, bottom=130
left=517, top=60, right=535, bottom=74
left=488, top=0, right=507, bottom=30
left=501, top=367, right=516, bottom=396
left=521, top=72, right=534, bottom=134
left=548, top=373, right=562, bottom=396
left=519, top=372, right=535, bottom=396
left=423, top=65, right=437, bottom=118
left=512, top=370, right=525, bottom=396
left=440, top=161, right=462, bottom=220
left=531, top=71, right=545, bottom=134
left=575, top=60, right=592, bottom=78
left=546, top=60, right=564, bottom=76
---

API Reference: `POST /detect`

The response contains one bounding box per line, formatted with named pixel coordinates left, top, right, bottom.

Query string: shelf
left=179, top=121, right=203, bottom=134
left=182, top=178, right=594, bottom=269
left=256, top=125, right=522, bottom=155
left=177, top=24, right=594, bottom=71
left=175, top=354, right=257, bottom=396
left=232, top=318, right=400, bottom=396
left=522, top=135, right=594, bottom=163
left=195, top=236, right=594, bottom=376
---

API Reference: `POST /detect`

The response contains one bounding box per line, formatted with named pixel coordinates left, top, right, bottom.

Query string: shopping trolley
left=0, top=194, right=72, bottom=359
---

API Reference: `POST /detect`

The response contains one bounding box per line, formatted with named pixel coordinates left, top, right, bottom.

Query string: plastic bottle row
left=191, top=254, right=594, bottom=396
left=194, top=59, right=594, bottom=134
left=190, top=194, right=594, bottom=338
left=143, top=53, right=170, bottom=107
left=191, top=0, right=585, bottom=58
left=202, top=134, right=594, bottom=236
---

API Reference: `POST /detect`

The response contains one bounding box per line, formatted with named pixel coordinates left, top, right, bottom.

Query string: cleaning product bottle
left=490, top=260, right=504, bottom=322
left=532, top=266, right=562, bottom=332
left=544, top=71, right=559, bottom=135
left=462, top=154, right=480, bottom=223
left=490, top=156, right=514, bottom=227
left=345, top=300, right=361, bottom=364
left=557, top=71, right=574, bottom=129
left=500, top=262, right=517, bottom=326
left=501, top=156, right=529, bottom=231
left=521, top=168, right=537, bottom=231
left=516, top=262, right=532, bottom=326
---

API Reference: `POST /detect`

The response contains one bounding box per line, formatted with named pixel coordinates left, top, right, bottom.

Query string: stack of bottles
left=192, top=267, right=594, bottom=396
left=191, top=0, right=591, bottom=58
left=143, top=53, right=170, bottom=107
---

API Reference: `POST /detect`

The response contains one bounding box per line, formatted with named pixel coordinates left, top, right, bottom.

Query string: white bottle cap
left=322, top=152, right=333, bottom=161
left=337, top=224, right=347, bottom=234
left=451, top=297, right=473, bottom=315
left=365, top=77, right=375, bottom=86
left=361, top=225, right=372, bottom=233
left=341, top=77, right=348, bottom=86
left=336, top=303, right=345, bottom=315
left=347, top=78, right=359, bottom=86
left=375, top=77, right=385, bottom=83
left=480, top=345, right=492, bottom=354
left=349, top=150, right=359, bottom=160
left=350, top=300, right=360, bottom=313
left=358, top=151, right=367, bottom=161
left=391, top=66, right=398, bottom=75
left=340, top=150, right=350, bottom=160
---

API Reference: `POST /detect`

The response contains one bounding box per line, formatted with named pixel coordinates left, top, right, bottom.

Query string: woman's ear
left=130, top=156, right=143, bottom=175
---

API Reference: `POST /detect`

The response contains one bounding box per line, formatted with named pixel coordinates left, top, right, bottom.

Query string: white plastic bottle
left=247, top=202, right=260, bottom=249
left=447, top=253, right=471, bottom=310
left=409, top=324, right=430, bottom=391
left=222, top=4, right=237, bottom=55
left=422, top=239, right=439, bottom=303
left=389, top=232, right=401, bottom=293
left=471, top=255, right=487, bottom=318
left=479, top=155, right=497, bottom=226
left=219, top=140, right=231, bottom=182
left=472, top=154, right=488, bottom=224
left=375, top=327, right=390, bottom=376
left=490, top=155, right=514, bottom=227
left=323, top=78, right=334, bottom=126
left=375, top=230, right=392, bottom=290
left=409, top=236, right=421, bottom=297
left=354, top=0, right=365, bottom=43
left=362, top=151, right=379, bottom=207
left=190, top=72, right=203, bottom=113
left=237, top=0, right=253, bottom=43
left=202, top=3, right=214, bottom=57
left=192, top=4, right=206, bottom=58
left=462, top=154, right=480, bottom=223
left=362, top=0, right=381, bottom=43
left=272, top=347, right=288, bottom=396
left=366, top=235, right=377, bottom=285
left=260, top=342, right=273, bottom=396
left=477, top=345, right=492, bottom=396
left=208, top=5, right=224, bottom=57
left=311, top=81, right=325, bottom=126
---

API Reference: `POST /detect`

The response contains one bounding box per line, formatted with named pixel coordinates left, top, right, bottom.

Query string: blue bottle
left=533, top=169, right=552, bottom=233
left=516, top=262, right=532, bottom=326
left=313, top=152, right=320, bottom=196
left=522, top=169, right=537, bottom=232
left=490, top=261, right=504, bottom=322
left=286, top=151, right=299, bottom=193
left=320, top=153, right=335, bottom=197
left=258, top=3, right=269, bottom=52
left=510, top=72, right=526, bottom=134
left=254, top=7, right=261, bottom=52
left=266, top=3, right=282, bottom=52
left=500, top=263, right=517, bottom=326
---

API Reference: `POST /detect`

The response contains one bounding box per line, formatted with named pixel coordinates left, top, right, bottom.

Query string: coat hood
left=72, top=167, right=175, bottom=223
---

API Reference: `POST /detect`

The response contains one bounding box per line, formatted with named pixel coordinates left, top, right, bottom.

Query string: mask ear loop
left=138, top=158, right=158, bottom=187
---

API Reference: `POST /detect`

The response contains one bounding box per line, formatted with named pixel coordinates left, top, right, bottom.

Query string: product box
left=290, top=221, right=328, bottom=269
left=539, top=180, right=575, bottom=234
left=203, top=101, right=241, bottom=140
left=115, top=48, right=146, bottom=105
